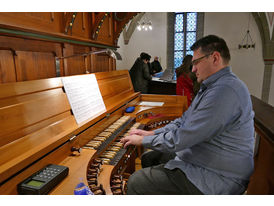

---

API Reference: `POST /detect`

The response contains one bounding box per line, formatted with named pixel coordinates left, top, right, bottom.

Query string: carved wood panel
left=0, top=12, right=137, bottom=47
left=91, top=53, right=114, bottom=73
left=0, top=12, right=138, bottom=83
left=96, top=13, right=114, bottom=44
left=62, top=43, right=90, bottom=76
left=0, top=35, right=63, bottom=82
left=0, top=35, right=62, bottom=54
left=70, top=12, right=92, bottom=39
left=0, top=12, right=63, bottom=33
left=0, top=50, right=16, bottom=83
left=91, top=12, right=107, bottom=40
left=15, top=51, right=56, bottom=81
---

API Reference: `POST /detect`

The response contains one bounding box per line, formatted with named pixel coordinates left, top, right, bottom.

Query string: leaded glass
left=175, top=14, right=184, bottom=32
left=186, top=13, right=197, bottom=31
left=186, top=32, right=196, bottom=50
left=186, top=50, right=194, bottom=56
left=174, top=12, right=197, bottom=78
left=174, top=33, right=184, bottom=51
left=174, top=51, right=183, bottom=68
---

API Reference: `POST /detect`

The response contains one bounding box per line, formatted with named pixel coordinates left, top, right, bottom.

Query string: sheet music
left=152, top=77, right=164, bottom=82
left=139, top=101, right=164, bottom=106
left=62, top=74, right=106, bottom=125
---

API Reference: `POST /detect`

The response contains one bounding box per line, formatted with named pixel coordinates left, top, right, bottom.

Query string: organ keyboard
left=0, top=70, right=187, bottom=195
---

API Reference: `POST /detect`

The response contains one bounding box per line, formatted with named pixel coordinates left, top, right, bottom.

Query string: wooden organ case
left=0, top=70, right=187, bottom=195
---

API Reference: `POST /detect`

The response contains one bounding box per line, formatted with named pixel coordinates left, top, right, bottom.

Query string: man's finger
left=120, top=137, right=129, bottom=143
left=124, top=141, right=131, bottom=148
left=129, top=129, right=138, bottom=135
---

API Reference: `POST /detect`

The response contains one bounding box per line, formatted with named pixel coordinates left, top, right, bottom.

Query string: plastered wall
left=116, top=12, right=273, bottom=106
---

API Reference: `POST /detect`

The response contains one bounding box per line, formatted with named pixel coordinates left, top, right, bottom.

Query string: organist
left=120, top=35, right=255, bottom=195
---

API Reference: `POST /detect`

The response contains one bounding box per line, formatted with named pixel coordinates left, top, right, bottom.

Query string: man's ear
left=212, top=51, right=221, bottom=65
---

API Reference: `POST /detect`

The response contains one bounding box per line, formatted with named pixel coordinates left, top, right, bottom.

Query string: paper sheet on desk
left=139, top=101, right=164, bottom=106
left=152, top=77, right=164, bottom=82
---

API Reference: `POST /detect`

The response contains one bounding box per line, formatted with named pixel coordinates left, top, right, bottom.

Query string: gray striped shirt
left=143, top=67, right=254, bottom=194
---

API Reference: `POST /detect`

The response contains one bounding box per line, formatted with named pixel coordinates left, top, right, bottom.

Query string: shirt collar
left=200, top=66, right=231, bottom=91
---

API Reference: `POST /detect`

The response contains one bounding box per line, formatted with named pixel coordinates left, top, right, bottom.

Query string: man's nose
left=192, top=65, right=197, bottom=73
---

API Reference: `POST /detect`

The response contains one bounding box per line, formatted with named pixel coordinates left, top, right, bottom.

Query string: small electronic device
left=125, top=106, right=135, bottom=113
left=17, top=164, right=69, bottom=195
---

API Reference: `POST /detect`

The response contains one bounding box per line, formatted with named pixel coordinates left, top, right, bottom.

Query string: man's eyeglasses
left=191, top=53, right=213, bottom=66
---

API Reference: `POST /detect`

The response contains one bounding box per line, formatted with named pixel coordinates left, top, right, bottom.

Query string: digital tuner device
left=17, top=164, right=69, bottom=195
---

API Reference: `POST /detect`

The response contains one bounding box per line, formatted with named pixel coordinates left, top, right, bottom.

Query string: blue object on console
left=125, top=106, right=135, bottom=113
left=74, top=180, right=93, bottom=195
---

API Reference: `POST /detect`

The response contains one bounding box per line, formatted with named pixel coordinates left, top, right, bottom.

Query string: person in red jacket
left=176, top=55, right=197, bottom=106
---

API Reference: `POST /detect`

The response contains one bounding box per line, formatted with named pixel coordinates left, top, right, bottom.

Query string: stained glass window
left=187, top=13, right=197, bottom=31
left=175, top=14, right=184, bottom=32
left=174, top=51, right=184, bottom=69
left=174, top=12, right=197, bottom=70
left=174, top=33, right=184, bottom=51
left=186, top=32, right=196, bottom=50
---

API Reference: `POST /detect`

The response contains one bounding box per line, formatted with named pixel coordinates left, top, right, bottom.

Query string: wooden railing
left=247, top=95, right=274, bottom=194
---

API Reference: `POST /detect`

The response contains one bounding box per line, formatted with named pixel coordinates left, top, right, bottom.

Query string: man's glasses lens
left=191, top=53, right=213, bottom=66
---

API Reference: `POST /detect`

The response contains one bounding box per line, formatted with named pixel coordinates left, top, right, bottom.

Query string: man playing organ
left=121, top=35, right=255, bottom=195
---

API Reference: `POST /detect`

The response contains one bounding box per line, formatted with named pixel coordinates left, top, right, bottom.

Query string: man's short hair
left=190, top=35, right=231, bottom=64
left=140, top=52, right=151, bottom=61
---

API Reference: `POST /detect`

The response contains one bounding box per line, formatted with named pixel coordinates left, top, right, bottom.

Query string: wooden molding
left=91, top=12, right=108, bottom=40
left=113, top=12, right=139, bottom=45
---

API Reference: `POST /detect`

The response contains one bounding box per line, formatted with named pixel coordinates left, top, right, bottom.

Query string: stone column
left=261, top=62, right=273, bottom=103
left=166, top=12, right=175, bottom=72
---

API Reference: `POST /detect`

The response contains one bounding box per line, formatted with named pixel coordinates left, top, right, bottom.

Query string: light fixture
left=238, top=13, right=255, bottom=50
left=136, top=17, right=153, bottom=31
left=55, top=49, right=122, bottom=75
left=137, top=22, right=142, bottom=31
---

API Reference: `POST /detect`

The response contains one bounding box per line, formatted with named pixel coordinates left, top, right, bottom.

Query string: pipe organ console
left=0, top=70, right=187, bottom=195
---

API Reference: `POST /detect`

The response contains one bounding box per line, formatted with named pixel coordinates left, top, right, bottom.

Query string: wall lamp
left=55, top=48, right=122, bottom=76
left=238, top=30, right=255, bottom=50
left=238, top=14, right=255, bottom=50
left=56, top=48, right=122, bottom=61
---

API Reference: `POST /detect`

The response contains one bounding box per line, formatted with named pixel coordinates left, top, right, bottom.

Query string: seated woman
left=176, top=55, right=198, bottom=106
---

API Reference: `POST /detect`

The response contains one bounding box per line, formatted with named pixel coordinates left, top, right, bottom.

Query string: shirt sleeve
left=143, top=85, right=241, bottom=153
left=153, top=103, right=192, bottom=134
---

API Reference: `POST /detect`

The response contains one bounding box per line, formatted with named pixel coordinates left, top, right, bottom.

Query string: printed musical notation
left=62, top=74, right=106, bottom=124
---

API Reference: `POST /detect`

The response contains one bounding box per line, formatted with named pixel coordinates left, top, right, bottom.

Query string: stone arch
left=252, top=12, right=274, bottom=103
left=122, top=13, right=145, bottom=45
